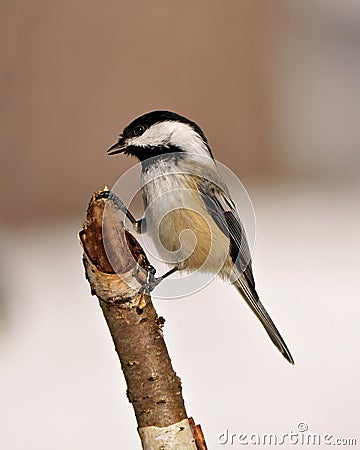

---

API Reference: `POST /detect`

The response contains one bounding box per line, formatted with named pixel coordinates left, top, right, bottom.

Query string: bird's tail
left=233, top=275, right=294, bottom=364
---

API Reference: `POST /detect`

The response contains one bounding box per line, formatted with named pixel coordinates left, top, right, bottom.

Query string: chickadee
left=106, top=110, right=294, bottom=364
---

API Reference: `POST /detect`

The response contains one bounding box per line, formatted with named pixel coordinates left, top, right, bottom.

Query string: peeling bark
left=79, top=190, right=207, bottom=449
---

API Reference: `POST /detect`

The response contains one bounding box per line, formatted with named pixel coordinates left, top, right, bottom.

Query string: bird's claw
left=96, top=190, right=143, bottom=230
left=96, top=190, right=128, bottom=214
left=139, top=265, right=179, bottom=294
left=139, top=265, right=162, bottom=294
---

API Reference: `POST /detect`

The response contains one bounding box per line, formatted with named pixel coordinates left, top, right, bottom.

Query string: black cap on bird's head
left=107, top=110, right=213, bottom=161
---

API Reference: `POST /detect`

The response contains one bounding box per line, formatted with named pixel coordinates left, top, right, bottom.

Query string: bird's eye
left=133, top=125, right=145, bottom=136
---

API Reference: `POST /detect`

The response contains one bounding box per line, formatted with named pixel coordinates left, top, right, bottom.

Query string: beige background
left=1, top=1, right=359, bottom=449
left=2, top=0, right=359, bottom=224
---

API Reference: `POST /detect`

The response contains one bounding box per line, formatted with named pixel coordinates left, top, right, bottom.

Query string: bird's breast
left=141, top=166, right=229, bottom=273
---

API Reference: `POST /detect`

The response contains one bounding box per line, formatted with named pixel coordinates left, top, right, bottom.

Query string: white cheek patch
left=127, top=121, right=209, bottom=157
left=127, top=122, right=173, bottom=148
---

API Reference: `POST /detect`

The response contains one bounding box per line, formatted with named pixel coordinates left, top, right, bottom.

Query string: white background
left=1, top=181, right=359, bottom=449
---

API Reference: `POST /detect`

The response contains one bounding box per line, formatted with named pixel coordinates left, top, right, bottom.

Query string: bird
left=104, top=110, right=294, bottom=364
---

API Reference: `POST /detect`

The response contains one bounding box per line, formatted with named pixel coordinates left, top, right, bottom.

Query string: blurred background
left=1, top=0, right=359, bottom=448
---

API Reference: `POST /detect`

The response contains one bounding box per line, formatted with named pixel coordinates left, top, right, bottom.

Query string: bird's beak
left=107, top=137, right=127, bottom=155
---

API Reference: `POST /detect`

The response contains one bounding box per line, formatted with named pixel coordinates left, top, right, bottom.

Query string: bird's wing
left=198, top=180, right=294, bottom=364
left=199, top=182, right=254, bottom=285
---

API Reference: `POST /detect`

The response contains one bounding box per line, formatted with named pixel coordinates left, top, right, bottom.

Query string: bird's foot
left=139, top=266, right=179, bottom=294
left=96, top=190, right=144, bottom=231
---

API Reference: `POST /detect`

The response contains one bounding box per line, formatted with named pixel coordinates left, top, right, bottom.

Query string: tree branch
left=79, top=190, right=207, bottom=449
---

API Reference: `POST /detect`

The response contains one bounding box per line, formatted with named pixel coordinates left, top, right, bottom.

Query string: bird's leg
left=96, top=190, right=145, bottom=233
left=140, top=266, right=179, bottom=294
